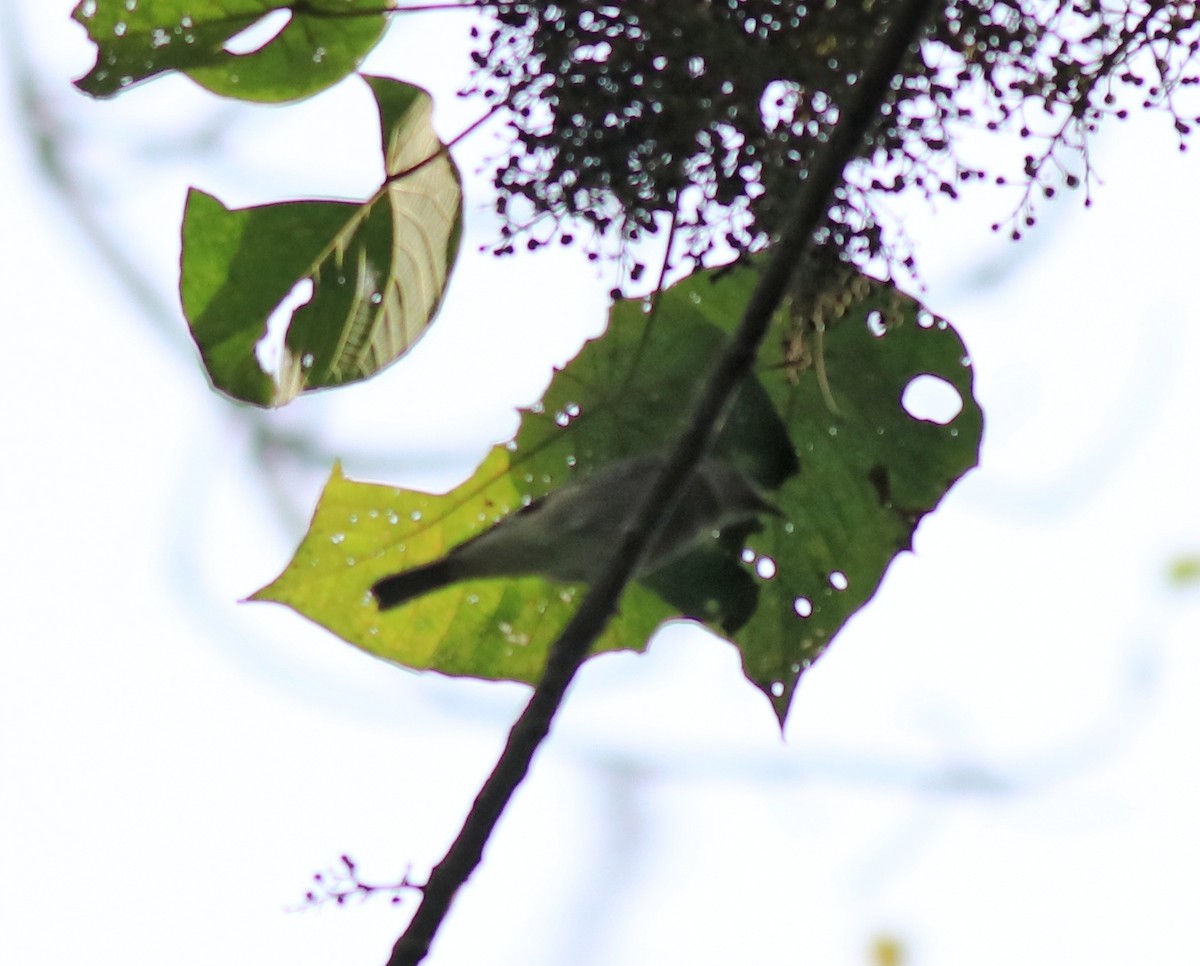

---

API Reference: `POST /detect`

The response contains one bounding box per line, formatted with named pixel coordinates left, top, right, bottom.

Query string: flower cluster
left=465, top=0, right=1199, bottom=279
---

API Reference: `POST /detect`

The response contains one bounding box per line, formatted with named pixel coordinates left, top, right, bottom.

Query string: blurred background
left=2, top=2, right=1198, bottom=964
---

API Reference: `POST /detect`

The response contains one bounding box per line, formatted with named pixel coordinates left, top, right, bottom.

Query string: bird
left=371, top=453, right=778, bottom=610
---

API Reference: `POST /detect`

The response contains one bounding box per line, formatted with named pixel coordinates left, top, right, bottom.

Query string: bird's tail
left=371, top=560, right=455, bottom=610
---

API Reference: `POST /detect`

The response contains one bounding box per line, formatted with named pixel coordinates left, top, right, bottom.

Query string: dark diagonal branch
left=385, top=1, right=940, bottom=962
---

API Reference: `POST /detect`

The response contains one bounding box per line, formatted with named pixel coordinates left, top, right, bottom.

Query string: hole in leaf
left=792, top=596, right=813, bottom=618
left=255, top=278, right=313, bottom=375
left=901, top=375, right=962, bottom=424
left=829, top=570, right=848, bottom=591
left=223, top=9, right=292, bottom=55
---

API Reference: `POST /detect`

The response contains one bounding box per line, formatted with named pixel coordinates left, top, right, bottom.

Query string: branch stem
left=386, top=1, right=939, bottom=962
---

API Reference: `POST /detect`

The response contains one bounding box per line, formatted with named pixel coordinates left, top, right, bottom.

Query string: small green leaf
left=72, top=0, right=388, bottom=103
left=180, top=77, right=463, bottom=406
left=255, top=261, right=981, bottom=728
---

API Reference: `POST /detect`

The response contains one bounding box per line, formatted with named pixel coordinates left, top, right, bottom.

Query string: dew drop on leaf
left=755, top=555, right=777, bottom=579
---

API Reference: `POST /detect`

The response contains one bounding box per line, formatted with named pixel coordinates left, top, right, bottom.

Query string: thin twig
left=386, top=1, right=940, bottom=962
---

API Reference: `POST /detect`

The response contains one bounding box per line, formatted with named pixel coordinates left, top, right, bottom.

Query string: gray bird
left=371, top=454, right=778, bottom=610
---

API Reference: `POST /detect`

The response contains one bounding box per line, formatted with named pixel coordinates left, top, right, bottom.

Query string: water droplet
left=330, top=533, right=345, bottom=545
left=754, top=555, right=777, bottom=579
left=345, top=557, right=356, bottom=566
left=554, top=411, right=570, bottom=427
left=410, top=510, right=422, bottom=522
left=387, top=512, right=399, bottom=525
left=348, top=514, right=358, bottom=524
left=740, top=547, right=756, bottom=563
left=123, top=0, right=136, bottom=10
left=770, top=681, right=784, bottom=697
left=370, top=292, right=382, bottom=305
left=865, top=309, right=886, bottom=337
left=301, top=353, right=314, bottom=369
left=113, top=21, right=127, bottom=36
left=80, top=0, right=97, bottom=17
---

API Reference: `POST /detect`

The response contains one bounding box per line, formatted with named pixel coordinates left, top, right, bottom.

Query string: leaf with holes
left=670, top=261, right=982, bottom=723
left=252, top=295, right=798, bottom=684
left=253, top=260, right=980, bottom=728
left=180, top=76, right=462, bottom=406
left=73, top=0, right=387, bottom=102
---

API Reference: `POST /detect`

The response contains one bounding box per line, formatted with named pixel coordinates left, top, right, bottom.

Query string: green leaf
left=254, top=261, right=981, bottom=727
left=180, top=76, right=463, bottom=406
left=72, top=0, right=388, bottom=103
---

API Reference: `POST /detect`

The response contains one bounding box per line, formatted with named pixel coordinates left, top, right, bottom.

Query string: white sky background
left=2, top=2, right=1199, bottom=965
